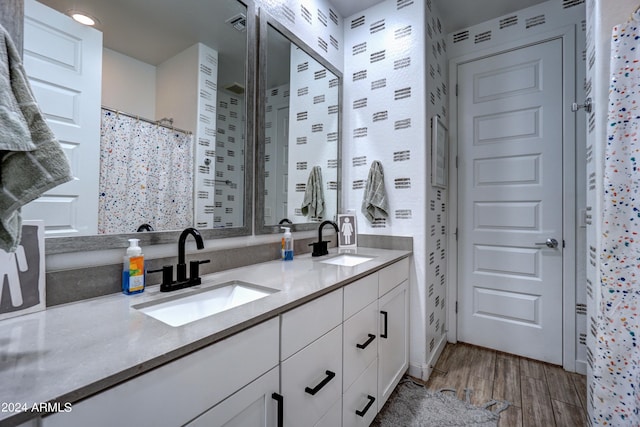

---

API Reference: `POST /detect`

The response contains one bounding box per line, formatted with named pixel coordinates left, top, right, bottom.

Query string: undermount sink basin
left=319, top=254, right=375, bottom=267
left=134, top=281, right=278, bottom=327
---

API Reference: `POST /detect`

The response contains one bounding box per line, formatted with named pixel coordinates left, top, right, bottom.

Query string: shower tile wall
left=447, top=0, right=587, bottom=372
left=344, top=0, right=448, bottom=377
left=215, top=91, right=245, bottom=228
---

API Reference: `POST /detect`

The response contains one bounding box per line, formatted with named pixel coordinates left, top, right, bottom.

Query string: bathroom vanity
left=1, top=247, right=410, bottom=427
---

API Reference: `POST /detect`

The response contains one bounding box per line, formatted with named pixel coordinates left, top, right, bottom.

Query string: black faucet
left=136, top=223, right=154, bottom=232
left=310, top=220, right=339, bottom=257
left=278, top=218, right=293, bottom=225
left=148, top=227, right=210, bottom=292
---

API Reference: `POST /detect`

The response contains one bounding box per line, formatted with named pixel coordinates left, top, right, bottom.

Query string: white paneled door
left=22, top=0, right=102, bottom=237
left=457, top=39, right=563, bottom=364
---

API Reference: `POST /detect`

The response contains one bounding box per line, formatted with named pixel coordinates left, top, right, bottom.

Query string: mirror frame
left=255, top=9, right=343, bottom=235
left=45, top=0, right=257, bottom=255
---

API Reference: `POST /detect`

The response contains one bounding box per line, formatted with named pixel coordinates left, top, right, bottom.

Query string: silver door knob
left=535, top=238, right=558, bottom=248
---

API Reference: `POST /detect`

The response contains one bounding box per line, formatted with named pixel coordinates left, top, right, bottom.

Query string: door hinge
left=455, top=156, right=459, bottom=168
left=563, top=240, right=566, bottom=248
left=455, top=84, right=458, bottom=97
left=454, top=227, right=458, bottom=241
left=455, top=301, right=458, bottom=313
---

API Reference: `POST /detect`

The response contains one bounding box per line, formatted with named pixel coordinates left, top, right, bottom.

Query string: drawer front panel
left=379, top=258, right=409, bottom=297
left=281, top=288, right=343, bottom=360
left=343, top=359, right=378, bottom=427
left=281, top=325, right=343, bottom=427
left=343, top=273, right=378, bottom=320
left=343, top=300, right=378, bottom=390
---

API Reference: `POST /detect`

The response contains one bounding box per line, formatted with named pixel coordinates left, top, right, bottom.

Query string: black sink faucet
left=148, top=227, right=210, bottom=292
left=177, top=227, right=204, bottom=282
left=310, top=220, right=339, bottom=257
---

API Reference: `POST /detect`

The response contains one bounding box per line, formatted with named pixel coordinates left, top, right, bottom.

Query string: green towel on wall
left=0, top=24, right=72, bottom=252
left=301, top=166, right=325, bottom=220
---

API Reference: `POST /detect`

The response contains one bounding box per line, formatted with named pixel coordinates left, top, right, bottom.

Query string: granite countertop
left=0, top=247, right=410, bottom=426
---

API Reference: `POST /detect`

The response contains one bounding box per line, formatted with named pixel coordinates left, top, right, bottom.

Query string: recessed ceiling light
left=67, top=10, right=99, bottom=26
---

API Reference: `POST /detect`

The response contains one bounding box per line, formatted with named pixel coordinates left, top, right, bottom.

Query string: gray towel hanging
left=361, top=160, right=389, bottom=223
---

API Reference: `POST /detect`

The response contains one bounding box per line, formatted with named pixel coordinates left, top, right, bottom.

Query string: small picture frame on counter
left=0, top=220, right=46, bottom=321
left=337, top=214, right=357, bottom=248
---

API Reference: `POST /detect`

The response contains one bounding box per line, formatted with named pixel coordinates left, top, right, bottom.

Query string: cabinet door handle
left=356, top=333, right=376, bottom=349
left=304, top=370, right=336, bottom=396
left=355, top=395, right=376, bottom=417
left=380, top=311, right=389, bottom=338
left=271, top=393, right=283, bottom=427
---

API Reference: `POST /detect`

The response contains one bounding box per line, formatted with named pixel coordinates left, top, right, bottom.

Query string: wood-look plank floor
left=422, top=343, right=588, bottom=427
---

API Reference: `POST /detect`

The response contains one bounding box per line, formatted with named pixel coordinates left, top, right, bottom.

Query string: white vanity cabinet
left=280, top=289, right=343, bottom=427
left=42, top=318, right=280, bottom=427
left=377, top=258, right=410, bottom=408
left=342, top=258, right=409, bottom=426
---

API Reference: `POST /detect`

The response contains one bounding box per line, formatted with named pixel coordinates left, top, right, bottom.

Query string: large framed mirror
left=21, top=0, right=256, bottom=253
left=255, top=10, right=342, bottom=234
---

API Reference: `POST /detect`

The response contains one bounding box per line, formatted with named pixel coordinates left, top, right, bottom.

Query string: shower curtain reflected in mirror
left=98, top=109, right=194, bottom=234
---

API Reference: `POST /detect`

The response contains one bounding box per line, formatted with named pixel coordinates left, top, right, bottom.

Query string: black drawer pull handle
left=356, top=333, right=376, bottom=349
left=271, top=393, right=283, bottom=427
left=356, top=395, right=376, bottom=417
left=381, top=311, right=389, bottom=338
left=305, top=370, right=336, bottom=395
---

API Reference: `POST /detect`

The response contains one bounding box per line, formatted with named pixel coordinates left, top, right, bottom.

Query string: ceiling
left=36, top=0, right=552, bottom=87
left=330, top=0, right=549, bottom=32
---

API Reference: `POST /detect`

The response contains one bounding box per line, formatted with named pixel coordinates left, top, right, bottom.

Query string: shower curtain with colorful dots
left=98, top=109, right=194, bottom=234
left=595, top=13, right=640, bottom=426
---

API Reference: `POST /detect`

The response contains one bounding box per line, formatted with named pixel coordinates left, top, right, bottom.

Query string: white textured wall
left=102, top=48, right=156, bottom=119
left=343, top=0, right=443, bottom=379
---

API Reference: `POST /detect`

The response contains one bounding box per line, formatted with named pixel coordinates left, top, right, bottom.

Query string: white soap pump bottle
left=281, top=227, right=293, bottom=261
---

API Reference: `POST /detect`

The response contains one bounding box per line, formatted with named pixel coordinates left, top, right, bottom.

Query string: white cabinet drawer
left=186, top=366, right=279, bottom=427
left=343, top=300, right=378, bottom=390
left=343, top=273, right=378, bottom=320
left=42, top=318, right=279, bottom=427
left=281, top=288, right=343, bottom=360
left=314, top=397, right=342, bottom=427
left=379, top=258, right=409, bottom=297
left=281, top=325, right=343, bottom=427
left=343, top=358, right=378, bottom=427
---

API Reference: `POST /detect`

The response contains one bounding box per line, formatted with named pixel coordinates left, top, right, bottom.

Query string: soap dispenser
left=281, top=227, right=293, bottom=261
left=122, top=238, right=145, bottom=294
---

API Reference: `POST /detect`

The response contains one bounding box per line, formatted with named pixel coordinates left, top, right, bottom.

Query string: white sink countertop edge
left=0, top=246, right=411, bottom=425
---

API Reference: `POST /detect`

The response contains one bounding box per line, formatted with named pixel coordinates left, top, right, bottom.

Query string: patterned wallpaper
left=343, top=0, right=444, bottom=377
left=214, top=91, right=245, bottom=228
left=193, top=44, right=220, bottom=229
left=447, top=0, right=588, bottom=373
left=258, top=0, right=344, bottom=72
left=287, top=46, right=339, bottom=222
left=264, top=83, right=290, bottom=223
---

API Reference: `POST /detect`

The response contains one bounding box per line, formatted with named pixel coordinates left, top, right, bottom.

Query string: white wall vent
left=225, top=13, right=246, bottom=32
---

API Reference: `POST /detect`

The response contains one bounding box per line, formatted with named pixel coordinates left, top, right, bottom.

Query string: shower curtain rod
left=101, top=106, right=193, bottom=135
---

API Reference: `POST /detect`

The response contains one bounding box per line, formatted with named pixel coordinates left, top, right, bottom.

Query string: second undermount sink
left=319, top=253, right=375, bottom=267
left=134, top=281, right=278, bottom=327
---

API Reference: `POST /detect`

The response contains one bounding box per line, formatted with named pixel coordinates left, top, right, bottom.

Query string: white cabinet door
left=22, top=0, right=102, bottom=236
left=187, top=367, right=280, bottom=427
left=377, top=280, right=409, bottom=408
left=281, top=325, right=343, bottom=427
